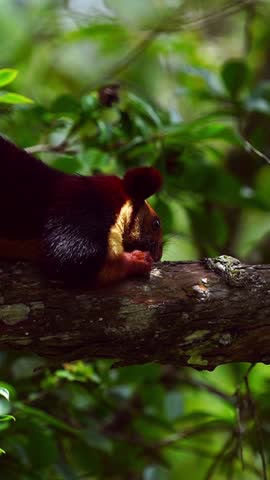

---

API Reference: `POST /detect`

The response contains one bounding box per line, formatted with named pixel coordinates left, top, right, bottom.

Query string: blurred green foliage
left=1, top=0, right=270, bottom=478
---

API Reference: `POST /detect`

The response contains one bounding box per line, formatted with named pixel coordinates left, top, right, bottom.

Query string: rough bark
left=0, top=255, right=269, bottom=370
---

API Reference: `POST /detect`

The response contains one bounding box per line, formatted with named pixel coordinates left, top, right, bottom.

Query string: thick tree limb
left=0, top=256, right=269, bottom=370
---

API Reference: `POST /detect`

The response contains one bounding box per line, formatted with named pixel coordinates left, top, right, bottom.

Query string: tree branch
left=0, top=256, right=269, bottom=370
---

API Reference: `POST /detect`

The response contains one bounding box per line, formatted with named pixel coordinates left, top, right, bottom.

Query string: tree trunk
left=0, top=256, right=269, bottom=370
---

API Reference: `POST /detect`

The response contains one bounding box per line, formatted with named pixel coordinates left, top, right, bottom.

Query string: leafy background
left=1, top=0, right=270, bottom=478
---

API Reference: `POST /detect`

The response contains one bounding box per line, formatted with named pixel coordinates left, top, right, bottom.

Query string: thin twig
left=204, top=433, right=235, bottom=480
left=244, top=365, right=268, bottom=480
left=182, top=375, right=235, bottom=405
left=154, top=422, right=231, bottom=449
left=239, top=134, right=270, bottom=165
left=235, top=386, right=245, bottom=469
left=25, top=143, right=78, bottom=155
left=179, top=0, right=259, bottom=32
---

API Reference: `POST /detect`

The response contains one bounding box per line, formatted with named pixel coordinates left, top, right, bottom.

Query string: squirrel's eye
left=152, top=217, right=161, bottom=231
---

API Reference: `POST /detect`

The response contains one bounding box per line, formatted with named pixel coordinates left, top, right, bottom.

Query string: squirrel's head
left=122, top=167, right=163, bottom=261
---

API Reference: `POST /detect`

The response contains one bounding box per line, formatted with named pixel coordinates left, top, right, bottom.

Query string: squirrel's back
left=0, top=136, right=60, bottom=239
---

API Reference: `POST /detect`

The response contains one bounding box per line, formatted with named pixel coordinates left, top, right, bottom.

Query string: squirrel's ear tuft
left=123, top=167, right=162, bottom=202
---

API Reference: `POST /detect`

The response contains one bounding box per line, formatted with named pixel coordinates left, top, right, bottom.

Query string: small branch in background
left=243, top=366, right=268, bottom=480
left=160, top=367, right=235, bottom=405
left=25, top=142, right=78, bottom=155
left=237, top=130, right=270, bottom=165
left=235, top=387, right=245, bottom=469
left=186, top=376, right=235, bottom=404
left=204, top=433, right=235, bottom=480
left=154, top=423, right=232, bottom=450
left=180, top=0, right=259, bottom=32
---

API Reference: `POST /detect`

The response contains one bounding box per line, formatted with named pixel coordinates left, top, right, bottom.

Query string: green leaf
left=0, top=68, right=18, bottom=87
left=221, top=59, right=248, bottom=98
left=0, top=387, right=9, bottom=402
left=191, top=123, right=237, bottom=142
left=51, top=155, right=81, bottom=174
left=245, top=97, right=270, bottom=115
left=16, top=403, right=79, bottom=435
left=249, top=80, right=270, bottom=102
left=83, top=427, right=113, bottom=454
left=209, top=209, right=229, bottom=248
left=0, top=415, right=15, bottom=422
left=0, top=92, right=33, bottom=104
left=144, top=465, right=169, bottom=480
left=66, top=23, right=128, bottom=49
left=164, top=390, right=183, bottom=421
left=51, top=94, right=80, bottom=114
left=255, top=165, right=270, bottom=209
left=128, top=93, right=162, bottom=127
left=79, top=148, right=113, bottom=175
left=27, top=426, right=58, bottom=469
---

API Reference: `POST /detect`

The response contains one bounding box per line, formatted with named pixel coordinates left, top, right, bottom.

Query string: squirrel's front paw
left=123, top=250, right=153, bottom=276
